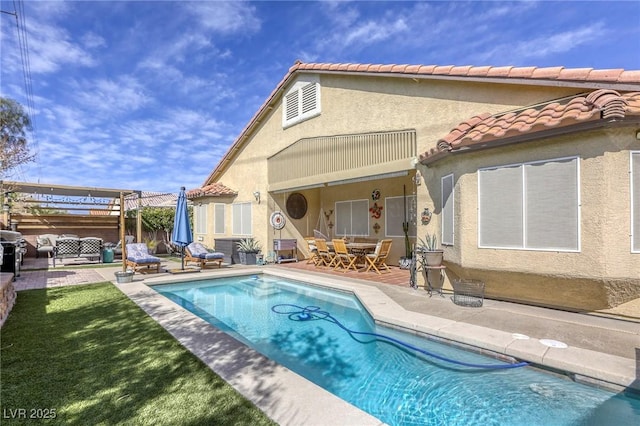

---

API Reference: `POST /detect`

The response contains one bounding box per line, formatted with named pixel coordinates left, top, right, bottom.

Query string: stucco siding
left=419, top=127, right=640, bottom=309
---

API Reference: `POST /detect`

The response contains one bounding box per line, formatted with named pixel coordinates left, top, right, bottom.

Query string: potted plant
left=236, top=237, right=262, bottom=265
left=417, top=233, right=444, bottom=267
left=144, top=238, right=158, bottom=254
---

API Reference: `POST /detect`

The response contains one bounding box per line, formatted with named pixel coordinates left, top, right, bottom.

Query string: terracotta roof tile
left=466, top=66, right=492, bottom=76
left=557, top=68, right=594, bottom=81
left=186, top=182, right=237, bottom=199
left=619, top=70, right=640, bottom=83
left=404, top=64, right=421, bottom=74
left=433, top=65, right=455, bottom=74
left=487, top=66, right=514, bottom=77
left=530, top=67, right=565, bottom=79
left=422, top=90, right=640, bottom=164
left=416, top=65, right=438, bottom=74
left=449, top=65, right=473, bottom=76
left=587, top=69, right=625, bottom=82
left=507, top=67, right=537, bottom=78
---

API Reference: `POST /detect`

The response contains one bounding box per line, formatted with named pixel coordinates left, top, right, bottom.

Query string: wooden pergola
left=1, top=180, right=142, bottom=272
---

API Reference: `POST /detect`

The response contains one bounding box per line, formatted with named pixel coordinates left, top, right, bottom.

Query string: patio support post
left=136, top=192, right=142, bottom=245
left=120, top=192, right=126, bottom=272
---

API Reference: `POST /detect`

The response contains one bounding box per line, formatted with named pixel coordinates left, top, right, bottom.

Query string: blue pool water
left=152, top=275, right=640, bottom=426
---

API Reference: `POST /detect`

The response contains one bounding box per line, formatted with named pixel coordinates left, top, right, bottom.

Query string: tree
left=1, top=97, right=34, bottom=178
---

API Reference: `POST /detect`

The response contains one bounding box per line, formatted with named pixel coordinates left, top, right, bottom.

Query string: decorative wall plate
left=270, top=211, right=286, bottom=230
left=286, top=193, right=308, bottom=219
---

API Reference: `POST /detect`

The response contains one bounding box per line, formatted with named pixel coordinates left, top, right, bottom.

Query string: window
left=195, top=204, right=207, bottom=234
left=282, top=78, right=321, bottom=128
left=478, top=156, right=580, bottom=251
left=441, top=174, right=454, bottom=246
left=232, top=202, right=252, bottom=236
left=632, top=152, right=640, bottom=253
left=385, top=195, right=416, bottom=238
left=335, top=199, right=369, bottom=237
left=214, top=203, right=225, bottom=234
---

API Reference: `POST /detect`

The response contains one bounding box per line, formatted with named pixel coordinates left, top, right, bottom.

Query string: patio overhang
left=1, top=181, right=143, bottom=271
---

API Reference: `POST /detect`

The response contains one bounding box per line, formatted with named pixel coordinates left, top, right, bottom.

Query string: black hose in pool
left=271, top=304, right=529, bottom=370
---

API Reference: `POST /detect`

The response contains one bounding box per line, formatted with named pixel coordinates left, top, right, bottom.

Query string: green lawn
left=0, top=283, right=277, bottom=425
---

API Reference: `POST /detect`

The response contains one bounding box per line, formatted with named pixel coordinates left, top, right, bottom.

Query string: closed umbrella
left=172, top=186, right=193, bottom=270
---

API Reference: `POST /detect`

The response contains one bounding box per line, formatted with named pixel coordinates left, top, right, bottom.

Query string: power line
left=6, top=1, right=40, bottom=174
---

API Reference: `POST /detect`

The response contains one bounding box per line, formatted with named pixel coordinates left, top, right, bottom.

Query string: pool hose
left=271, top=304, right=528, bottom=370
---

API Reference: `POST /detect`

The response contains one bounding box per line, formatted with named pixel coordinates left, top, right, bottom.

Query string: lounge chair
left=364, top=239, right=393, bottom=274
left=125, top=243, right=161, bottom=274
left=185, top=242, right=224, bottom=268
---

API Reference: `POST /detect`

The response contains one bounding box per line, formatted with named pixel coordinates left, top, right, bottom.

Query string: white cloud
left=473, top=22, right=608, bottom=64
left=185, top=1, right=261, bottom=34
left=70, top=76, right=151, bottom=116
left=24, top=20, right=98, bottom=74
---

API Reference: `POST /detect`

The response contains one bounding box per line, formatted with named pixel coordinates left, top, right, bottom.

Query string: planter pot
left=422, top=250, right=444, bottom=267
left=239, top=252, right=258, bottom=265
left=398, top=256, right=412, bottom=270
left=114, top=271, right=134, bottom=284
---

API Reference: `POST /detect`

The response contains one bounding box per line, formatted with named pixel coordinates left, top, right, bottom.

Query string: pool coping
left=116, top=268, right=638, bottom=425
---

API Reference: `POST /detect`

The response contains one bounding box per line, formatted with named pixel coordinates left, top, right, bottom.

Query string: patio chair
left=106, top=235, right=135, bottom=258
left=79, top=237, right=103, bottom=262
left=125, top=243, right=161, bottom=274
left=185, top=242, right=224, bottom=268
left=36, top=233, right=58, bottom=258
left=52, top=236, right=81, bottom=267
left=304, top=237, right=320, bottom=265
left=314, top=239, right=336, bottom=268
left=332, top=239, right=358, bottom=272
left=364, top=239, right=393, bottom=274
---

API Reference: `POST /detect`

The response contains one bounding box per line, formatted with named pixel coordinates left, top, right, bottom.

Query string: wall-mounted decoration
left=286, top=193, right=307, bottom=219
left=371, top=189, right=381, bottom=201
left=324, top=209, right=334, bottom=230
left=373, top=222, right=381, bottom=234
left=421, top=207, right=432, bottom=225
left=369, top=202, right=383, bottom=219
left=270, top=211, right=286, bottom=230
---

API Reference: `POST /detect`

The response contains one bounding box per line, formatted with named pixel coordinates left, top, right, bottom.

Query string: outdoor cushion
left=187, top=242, right=224, bottom=259
left=126, top=243, right=161, bottom=263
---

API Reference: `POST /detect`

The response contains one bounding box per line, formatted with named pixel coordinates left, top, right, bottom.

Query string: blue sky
left=1, top=1, right=639, bottom=196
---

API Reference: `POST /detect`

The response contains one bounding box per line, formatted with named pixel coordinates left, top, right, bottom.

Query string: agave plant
left=418, top=233, right=439, bottom=252
left=236, top=237, right=262, bottom=253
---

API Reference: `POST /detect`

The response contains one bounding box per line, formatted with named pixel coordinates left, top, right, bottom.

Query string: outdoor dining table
left=326, top=241, right=378, bottom=270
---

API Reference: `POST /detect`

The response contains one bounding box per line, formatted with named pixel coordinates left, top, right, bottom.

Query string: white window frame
left=478, top=156, right=581, bottom=252
left=282, top=76, right=321, bottom=128
left=632, top=151, right=640, bottom=253
left=213, top=203, right=225, bottom=235
left=335, top=199, right=369, bottom=237
left=232, top=202, right=252, bottom=236
left=441, top=174, right=454, bottom=246
left=385, top=195, right=416, bottom=238
left=195, top=204, right=207, bottom=234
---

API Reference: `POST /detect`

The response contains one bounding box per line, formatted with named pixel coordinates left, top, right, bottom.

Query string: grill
left=1, top=230, right=26, bottom=279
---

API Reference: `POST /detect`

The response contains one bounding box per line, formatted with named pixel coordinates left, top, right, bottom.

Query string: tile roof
left=292, top=62, right=640, bottom=84
left=203, top=61, right=640, bottom=186
left=186, top=182, right=236, bottom=199
left=124, top=191, right=178, bottom=210
left=419, top=90, right=640, bottom=165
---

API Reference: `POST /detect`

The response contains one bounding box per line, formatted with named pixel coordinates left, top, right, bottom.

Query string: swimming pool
left=152, top=274, right=640, bottom=425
